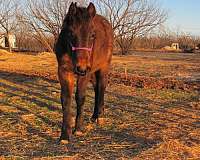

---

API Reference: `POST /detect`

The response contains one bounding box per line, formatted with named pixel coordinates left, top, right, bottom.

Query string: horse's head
left=62, top=2, right=96, bottom=76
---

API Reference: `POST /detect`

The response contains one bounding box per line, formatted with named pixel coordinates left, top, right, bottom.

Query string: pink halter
left=71, top=43, right=93, bottom=53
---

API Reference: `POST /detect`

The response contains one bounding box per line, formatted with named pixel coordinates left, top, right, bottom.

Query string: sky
left=159, top=0, right=200, bottom=35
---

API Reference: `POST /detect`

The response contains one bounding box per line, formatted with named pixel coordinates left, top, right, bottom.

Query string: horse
left=55, top=2, right=113, bottom=143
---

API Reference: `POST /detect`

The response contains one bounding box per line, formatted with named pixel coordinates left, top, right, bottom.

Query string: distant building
left=197, top=44, right=200, bottom=50
left=171, top=43, right=179, bottom=50
left=0, top=33, right=17, bottom=48
left=163, top=43, right=180, bottom=51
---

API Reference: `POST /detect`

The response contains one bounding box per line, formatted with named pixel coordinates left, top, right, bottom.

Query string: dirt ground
left=0, top=50, right=200, bottom=159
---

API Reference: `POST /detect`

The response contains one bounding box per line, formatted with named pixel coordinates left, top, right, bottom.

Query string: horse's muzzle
left=75, top=66, right=91, bottom=76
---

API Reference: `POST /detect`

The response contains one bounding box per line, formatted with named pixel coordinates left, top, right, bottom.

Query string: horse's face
left=63, top=2, right=96, bottom=76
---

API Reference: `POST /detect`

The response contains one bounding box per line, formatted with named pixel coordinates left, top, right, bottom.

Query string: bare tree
left=14, top=0, right=167, bottom=53
left=15, top=20, right=45, bottom=52
left=21, top=0, right=87, bottom=53
left=91, top=0, right=167, bottom=54
left=0, top=0, right=19, bottom=52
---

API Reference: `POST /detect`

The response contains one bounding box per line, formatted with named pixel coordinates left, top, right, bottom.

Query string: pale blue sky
left=159, top=0, right=200, bottom=35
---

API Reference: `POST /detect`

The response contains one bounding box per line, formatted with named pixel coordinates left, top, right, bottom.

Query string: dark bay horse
left=55, top=2, right=113, bottom=143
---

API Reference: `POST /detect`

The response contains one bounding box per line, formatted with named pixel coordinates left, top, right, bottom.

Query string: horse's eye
left=90, top=33, right=96, bottom=40
left=68, top=32, right=74, bottom=37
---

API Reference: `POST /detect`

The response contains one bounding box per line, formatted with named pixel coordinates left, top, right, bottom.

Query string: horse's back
left=94, top=15, right=113, bottom=45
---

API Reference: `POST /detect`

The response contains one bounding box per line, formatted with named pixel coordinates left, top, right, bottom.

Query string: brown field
left=0, top=50, right=200, bottom=159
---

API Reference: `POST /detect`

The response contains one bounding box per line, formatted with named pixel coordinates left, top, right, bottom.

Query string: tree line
left=0, top=0, right=198, bottom=54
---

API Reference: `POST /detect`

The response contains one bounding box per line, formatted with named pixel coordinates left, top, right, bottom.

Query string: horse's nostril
left=87, top=67, right=91, bottom=72
left=75, top=66, right=87, bottom=76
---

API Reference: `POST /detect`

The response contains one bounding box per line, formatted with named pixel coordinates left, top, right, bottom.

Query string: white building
left=0, top=33, right=17, bottom=48
left=171, top=43, right=179, bottom=50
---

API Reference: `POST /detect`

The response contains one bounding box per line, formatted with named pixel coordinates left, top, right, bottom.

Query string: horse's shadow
left=0, top=70, right=174, bottom=159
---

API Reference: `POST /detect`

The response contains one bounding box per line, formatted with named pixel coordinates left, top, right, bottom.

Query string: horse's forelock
left=64, top=7, right=92, bottom=26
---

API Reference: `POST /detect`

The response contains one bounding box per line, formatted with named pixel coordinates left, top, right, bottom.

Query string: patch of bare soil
left=109, top=72, right=200, bottom=91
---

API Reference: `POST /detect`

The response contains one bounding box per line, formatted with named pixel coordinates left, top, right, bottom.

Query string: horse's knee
left=75, top=93, right=85, bottom=106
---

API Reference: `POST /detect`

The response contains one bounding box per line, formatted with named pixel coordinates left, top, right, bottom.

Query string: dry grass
left=112, top=52, right=200, bottom=79
left=0, top=50, right=200, bottom=159
left=0, top=49, right=12, bottom=56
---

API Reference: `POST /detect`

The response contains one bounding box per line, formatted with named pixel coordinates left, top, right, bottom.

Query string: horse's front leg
left=58, top=69, right=75, bottom=143
left=91, top=70, right=107, bottom=122
left=74, top=76, right=89, bottom=135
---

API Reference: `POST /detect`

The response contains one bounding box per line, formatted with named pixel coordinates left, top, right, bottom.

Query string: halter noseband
left=71, top=43, right=93, bottom=53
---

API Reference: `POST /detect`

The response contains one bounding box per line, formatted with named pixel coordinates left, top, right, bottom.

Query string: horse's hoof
left=74, top=131, right=84, bottom=137
left=60, top=139, right=69, bottom=145
left=59, top=135, right=70, bottom=144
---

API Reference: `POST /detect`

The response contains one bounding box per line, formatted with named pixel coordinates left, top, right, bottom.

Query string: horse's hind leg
left=58, top=69, right=75, bottom=143
left=91, top=70, right=107, bottom=123
left=74, top=76, right=89, bottom=135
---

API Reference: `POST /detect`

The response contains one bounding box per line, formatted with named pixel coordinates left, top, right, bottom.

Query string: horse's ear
left=87, top=2, right=96, bottom=18
left=68, top=2, right=77, bottom=16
